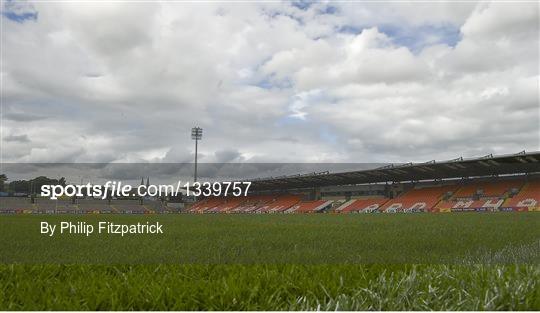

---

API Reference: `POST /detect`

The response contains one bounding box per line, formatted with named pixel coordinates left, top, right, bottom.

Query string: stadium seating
left=33, top=199, right=68, bottom=213
left=34, top=199, right=77, bottom=213
left=286, top=200, right=333, bottom=213
left=380, top=185, right=458, bottom=213
left=143, top=200, right=164, bottom=213
left=112, top=204, right=149, bottom=214
left=77, top=199, right=113, bottom=213
left=439, top=199, right=504, bottom=212
left=255, top=195, right=302, bottom=213
left=209, top=197, right=247, bottom=213
left=452, top=180, right=523, bottom=198
left=188, top=195, right=303, bottom=213
left=436, top=180, right=526, bottom=212
left=185, top=178, right=538, bottom=214
left=0, top=197, right=169, bottom=214
left=335, top=198, right=388, bottom=213
left=0, top=197, right=34, bottom=213
left=502, top=180, right=540, bottom=211
left=188, top=197, right=226, bottom=213
left=230, top=195, right=274, bottom=213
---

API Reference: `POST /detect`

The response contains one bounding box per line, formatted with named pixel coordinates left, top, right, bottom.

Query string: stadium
left=1, top=151, right=538, bottom=215
left=188, top=151, right=540, bottom=214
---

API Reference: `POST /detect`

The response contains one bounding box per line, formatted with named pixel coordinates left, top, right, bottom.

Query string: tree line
left=0, top=174, right=66, bottom=195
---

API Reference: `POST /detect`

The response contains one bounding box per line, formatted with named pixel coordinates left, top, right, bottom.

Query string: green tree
left=0, top=174, right=7, bottom=192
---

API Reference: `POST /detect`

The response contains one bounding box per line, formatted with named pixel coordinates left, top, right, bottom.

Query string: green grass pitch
left=0, top=213, right=539, bottom=310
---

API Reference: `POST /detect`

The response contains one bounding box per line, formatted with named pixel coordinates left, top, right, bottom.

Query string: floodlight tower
left=191, top=127, right=203, bottom=183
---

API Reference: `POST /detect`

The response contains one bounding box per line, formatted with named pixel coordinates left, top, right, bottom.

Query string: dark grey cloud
left=3, top=134, right=30, bottom=143
left=3, top=111, right=48, bottom=122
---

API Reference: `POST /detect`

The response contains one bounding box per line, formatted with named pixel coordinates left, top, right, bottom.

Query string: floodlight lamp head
left=191, top=127, right=203, bottom=140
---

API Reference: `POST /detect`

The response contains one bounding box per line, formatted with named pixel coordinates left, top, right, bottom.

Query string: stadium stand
left=34, top=199, right=60, bottom=213
left=452, top=180, right=523, bottom=198
left=380, top=185, right=458, bottom=213
left=436, top=179, right=527, bottom=212
left=336, top=197, right=388, bottom=213
left=208, top=197, right=247, bottom=213
left=143, top=200, right=164, bottom=213
left=77, top=199, right=113, bottom=214
left=286, top=200, right=333, bottom=213
left=187, top=177, right=539, bottom=215
left=502, top=180, right=540, bottom=212
left=0, top=197, right=167, bottom=214
left=110, top=200, right=150, bottom=214
left=113, top=204, right=149, bottom=214
left=255, top=195, right=302, bottom=213
left=188, top=197, right=226, bottom=213
left=230, top=195, right=274, bottom=213
left=54, top=201, right=78, bottom=214
left=0, top=197, right=34, bottom=214
left=440, top=198, right=503, bottom=212
left=34, top=199, right=79, bottom=213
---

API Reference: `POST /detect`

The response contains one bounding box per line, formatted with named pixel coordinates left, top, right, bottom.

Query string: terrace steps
left=335, top=199, right=356, bottom=212
left=286, top=200, right=333, bottom=213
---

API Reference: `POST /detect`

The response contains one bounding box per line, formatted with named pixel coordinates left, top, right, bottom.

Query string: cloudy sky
left=1, top=1, right=539, bottom=164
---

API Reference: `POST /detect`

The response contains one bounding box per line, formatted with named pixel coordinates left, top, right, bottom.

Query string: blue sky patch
left=275, top=115, right=308, bottom=127
left=291, top=0, right=313, bottom=11
left=292, top=2, right=338, bottom=16
left=337, top=25, right=364, bottom=35
left=2, top=0, right=38, bottom=23
left=379, top=23, right=461, bottom=53
left=254, top=76, right=293, bottom=90
left=318, top=126, right=338, bottom=145
left=337, top=22, right=461, bottom=54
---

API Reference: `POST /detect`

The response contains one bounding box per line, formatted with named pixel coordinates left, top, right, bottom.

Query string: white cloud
left=1, top=1, right=538, bottom=164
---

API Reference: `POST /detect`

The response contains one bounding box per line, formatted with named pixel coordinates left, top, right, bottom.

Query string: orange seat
left=381, top=185, right=458, bottom=213
left=503, top=181, right=540, bottom=211
left=231, top=195, right=274, bottom=213
left=339, top=198, right=388, bottom=213
left=288, top=200, right=331, bottom=213
left=189, top=197, right=226, bottom=213
left=210, top=197, right=248, bottom=213
left=257, top=195, right=302, bottom=213
left=453, top=180, right=523, bottom=198
left=437, top=180, right=527, bottom=212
